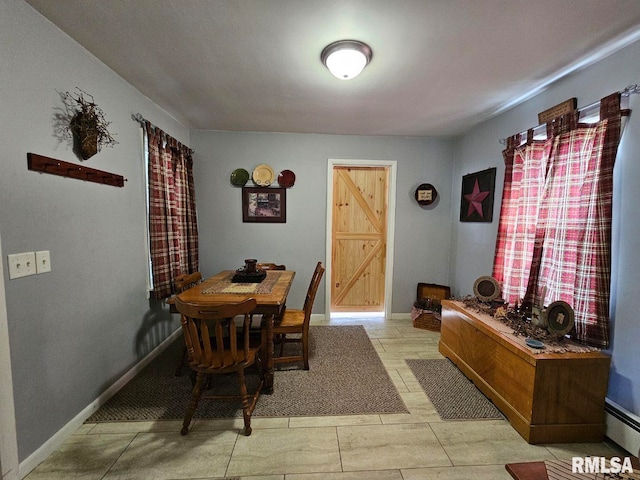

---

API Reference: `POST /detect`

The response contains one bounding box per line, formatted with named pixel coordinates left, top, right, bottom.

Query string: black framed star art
left=460, top=167, right=496, bottom=222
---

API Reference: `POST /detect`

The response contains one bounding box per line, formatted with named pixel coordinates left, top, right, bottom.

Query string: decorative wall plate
left=230, top=168, right=249, bottom=187
left=252, top=164, right=275, bottom=186
left=278, top=169, right=296, bottom=188
left=543, top=300, right=575, bottom=337
left=414, top=183, right=438, bottom=206
left=473, top=276, right=500, bottom=302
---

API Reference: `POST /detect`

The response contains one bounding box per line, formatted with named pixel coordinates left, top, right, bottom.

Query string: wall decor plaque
left=460, top=167, right=496, bottom=222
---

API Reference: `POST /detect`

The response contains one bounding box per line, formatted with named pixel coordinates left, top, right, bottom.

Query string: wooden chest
left=439, top=300, right=610, bottom=444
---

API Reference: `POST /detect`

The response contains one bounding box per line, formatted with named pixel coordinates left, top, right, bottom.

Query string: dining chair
left=174, top=297, right=264, bottom=436
left=273, top=261, right=324, bottom=370
left=171, top=272, right=203, bottom=376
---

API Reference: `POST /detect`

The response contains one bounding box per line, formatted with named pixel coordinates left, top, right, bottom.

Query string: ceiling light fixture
left=321, top=40, right=372, bottom=80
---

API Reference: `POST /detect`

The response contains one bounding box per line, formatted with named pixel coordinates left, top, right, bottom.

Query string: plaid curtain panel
left=146, top=122, right=199, bottom=300
left=493, top=138, right=552, bottom=305
left=493, top=93, right=623, bottom=348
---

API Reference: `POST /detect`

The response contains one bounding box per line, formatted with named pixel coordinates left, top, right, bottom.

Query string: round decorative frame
left=473, top=276, right=500, bottom=302
left=543, top=300, right=575, bottom=337
left=414, top=183, right=438, bottom=206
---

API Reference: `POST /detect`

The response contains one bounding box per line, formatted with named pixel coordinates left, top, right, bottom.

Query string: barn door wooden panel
left=331, top=166, right=388, bottom=312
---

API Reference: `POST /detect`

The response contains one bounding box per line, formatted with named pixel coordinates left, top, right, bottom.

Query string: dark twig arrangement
left=59, top=88, right=118, bottom=159
left=460, top=296, right=562, bottom=342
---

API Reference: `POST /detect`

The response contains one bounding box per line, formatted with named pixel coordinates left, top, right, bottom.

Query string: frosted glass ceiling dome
left=321, top=40, right=372, bottom=80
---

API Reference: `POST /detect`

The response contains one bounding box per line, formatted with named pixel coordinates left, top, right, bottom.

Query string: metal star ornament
left=464, top=178, right=490, bottom=218
left=459, top=168, right=496, bottom=223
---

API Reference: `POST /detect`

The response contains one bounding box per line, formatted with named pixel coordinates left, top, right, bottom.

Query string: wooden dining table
left=176, top=269, right=295, bottom=392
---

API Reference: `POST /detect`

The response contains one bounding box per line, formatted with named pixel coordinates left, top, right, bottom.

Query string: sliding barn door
left=331, top=166, right=389, bottom=312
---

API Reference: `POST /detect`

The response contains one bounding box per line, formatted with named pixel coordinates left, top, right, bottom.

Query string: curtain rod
left=131, top=113, right=194, bottom=153
left=498, top=84, right=639, bottom=145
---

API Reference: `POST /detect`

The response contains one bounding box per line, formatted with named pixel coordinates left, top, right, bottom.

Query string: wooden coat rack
left=27, top=153, right=126, bottom=187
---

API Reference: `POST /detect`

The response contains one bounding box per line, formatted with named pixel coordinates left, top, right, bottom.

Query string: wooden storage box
left=417, top=283, right=451, bottom=303
left=412, top=310, right=441, bottom=331
left=412, top=283, right=451, bottom=331
left=439, top=300, right=611, bottom=444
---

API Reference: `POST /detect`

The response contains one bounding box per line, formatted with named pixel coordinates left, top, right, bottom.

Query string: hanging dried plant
left=61, top=88, right=118, bottom=160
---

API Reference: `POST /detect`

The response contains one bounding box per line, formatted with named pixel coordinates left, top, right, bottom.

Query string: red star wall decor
left=460, top=167, right=496, bottom=222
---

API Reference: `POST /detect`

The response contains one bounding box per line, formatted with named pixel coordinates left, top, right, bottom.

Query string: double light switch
left=7, top=250, right=51, bottom=279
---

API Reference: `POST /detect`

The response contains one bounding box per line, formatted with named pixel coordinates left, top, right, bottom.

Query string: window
left=142, top=121, right=198, bottom=300
left=493, top=93, right=628, bottom=348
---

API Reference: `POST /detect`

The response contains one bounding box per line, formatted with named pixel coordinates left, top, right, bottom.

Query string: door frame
left=325, top=159, right=397, bottom=319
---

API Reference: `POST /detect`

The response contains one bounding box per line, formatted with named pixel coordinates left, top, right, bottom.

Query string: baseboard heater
left=605, top=398, right=640, bottom=456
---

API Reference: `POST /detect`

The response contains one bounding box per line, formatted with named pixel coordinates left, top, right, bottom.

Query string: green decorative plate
left=230, top=168, right=249, bottom=187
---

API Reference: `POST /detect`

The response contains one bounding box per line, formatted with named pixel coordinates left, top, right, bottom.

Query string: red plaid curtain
left=493, top=93, right=624, bottom=348
left=146, top=122, right=199, bottom=300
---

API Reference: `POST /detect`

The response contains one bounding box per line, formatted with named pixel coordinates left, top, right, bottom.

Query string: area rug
left=87, top=325, right=408, bottom=422
left=406, top=358, right=504, bottom=420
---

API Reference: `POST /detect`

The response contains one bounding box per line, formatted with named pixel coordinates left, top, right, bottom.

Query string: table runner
left=202, top=271, right=282, bottom=295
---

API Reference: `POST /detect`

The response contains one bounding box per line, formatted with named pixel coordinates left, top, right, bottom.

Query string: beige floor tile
left=364, top=326, right=404, bottom=338
left=233, top=476, right=284, bottom=480
left=337, top=423, right=451, bottom=471
left=103, top=430, right=237, bottom=479
left=377, top=338, right=438, bottom=354
left=286, top=470, right=403, bottom=479
left=379, top=412, right=442, bottom=424
left=544, top=441, right=627, bottom=459
left=226, top=427, right=341, bottom=476
left=386, top=369, right=410, bottom=392
left=24, top=434, right=135, bottom=480
left=73, top=423, right=97, bottom=435
left=289, top=414, right=382, bottom=428
left=401, top=464, right=514, bottom=479
left=192, top=416, right=289, bottom=431
left=430, top=420, right=556, bottom=465
left=88, top=420, right=183, bottom=434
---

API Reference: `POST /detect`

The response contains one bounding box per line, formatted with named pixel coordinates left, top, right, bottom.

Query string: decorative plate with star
left=460, top=167, right=496, bottom=222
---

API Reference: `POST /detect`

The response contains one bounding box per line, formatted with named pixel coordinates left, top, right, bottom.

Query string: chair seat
left=276, top=309, right=305, bottom=329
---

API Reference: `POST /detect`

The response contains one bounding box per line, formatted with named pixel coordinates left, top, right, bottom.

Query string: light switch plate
left=36, top=250, right=51, bottom=274
left=8, top=252, right=37, bottom=279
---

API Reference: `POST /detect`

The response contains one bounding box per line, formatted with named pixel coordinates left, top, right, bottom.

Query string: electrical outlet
left=8, top=252, right=37, bottom=279
left=36, top=250, right=51, bottom=274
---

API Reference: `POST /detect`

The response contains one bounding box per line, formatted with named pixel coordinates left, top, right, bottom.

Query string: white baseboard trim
left=605, top=399, right=640, bottom=456
left=18, top=329, right=182, bottom=479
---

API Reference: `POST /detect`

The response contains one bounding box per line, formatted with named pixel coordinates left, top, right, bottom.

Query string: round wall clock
left=415, top=183, right=438, bottom=206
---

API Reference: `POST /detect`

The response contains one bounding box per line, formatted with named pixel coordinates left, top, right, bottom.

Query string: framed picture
left=242, top=187, right=286, bottom=223
left=460, top=167, right=496, bottom=222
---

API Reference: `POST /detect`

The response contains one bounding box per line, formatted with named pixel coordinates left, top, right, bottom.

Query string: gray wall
left=190, top=131, right=454, bottom=314
left=1, top=0, right=189, bottom=462
left=451, top=40, right=640, bottom=416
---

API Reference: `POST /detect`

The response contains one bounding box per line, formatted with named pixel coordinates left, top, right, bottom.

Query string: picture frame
left=242, top=187, right=286, bottom=223
left=460, top=167, right=496, bottom=222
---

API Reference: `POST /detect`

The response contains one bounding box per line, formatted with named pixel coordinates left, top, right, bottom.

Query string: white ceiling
left=24, top=0, right=640, bottom=137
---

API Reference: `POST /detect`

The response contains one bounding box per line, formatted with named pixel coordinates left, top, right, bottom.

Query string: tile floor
left=25, top=316, right=627, bottom=479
